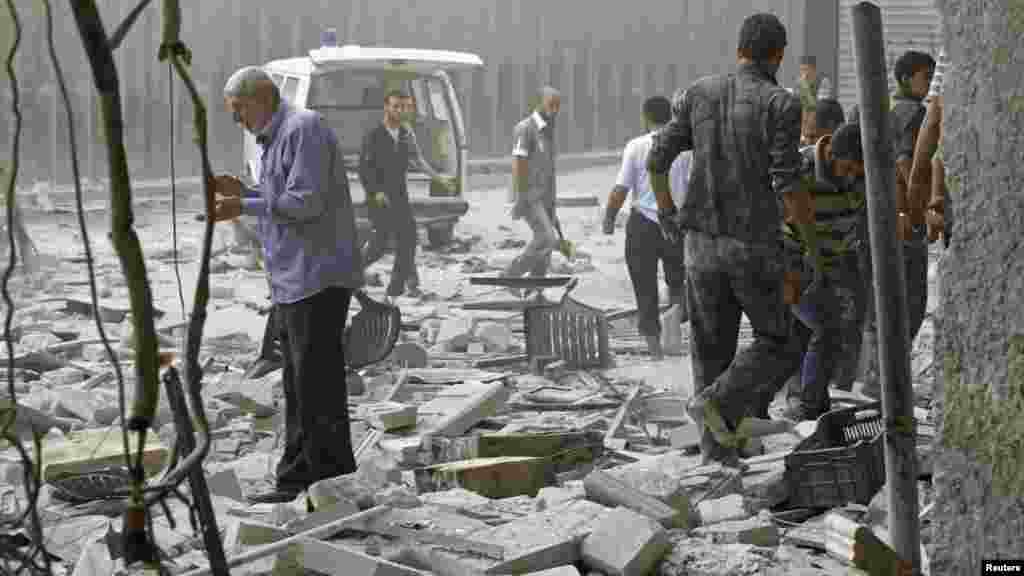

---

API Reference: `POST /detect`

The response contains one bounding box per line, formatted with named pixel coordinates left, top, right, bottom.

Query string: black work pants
left=685, top=232, right=800, bottom=456
left=274, top=286, right=356, bottom=490
left=363, top=203, right=419, bottom=297
left=625, top=210, right=685, bottom=337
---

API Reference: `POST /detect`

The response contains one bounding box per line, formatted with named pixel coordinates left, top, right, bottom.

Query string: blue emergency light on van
left=320, top=28, right=338, bottom=47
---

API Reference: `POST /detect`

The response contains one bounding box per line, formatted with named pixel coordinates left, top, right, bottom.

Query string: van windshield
left=307, top=70, right=455, bottom=176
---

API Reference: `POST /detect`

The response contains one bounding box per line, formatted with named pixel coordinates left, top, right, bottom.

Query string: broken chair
left=522, top=278, right=612, bottom=370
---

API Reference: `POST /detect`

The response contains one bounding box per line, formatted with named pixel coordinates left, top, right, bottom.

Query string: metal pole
left=850, top=2, right=921, bottom=571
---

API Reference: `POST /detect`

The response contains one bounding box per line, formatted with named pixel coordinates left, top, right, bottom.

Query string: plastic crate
left=523, top=296, right=611, bottom=370
left=785, top=402, right=886, bottom=509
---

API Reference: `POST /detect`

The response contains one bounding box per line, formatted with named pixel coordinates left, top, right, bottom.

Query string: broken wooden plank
left=414, top=456, right=553, bottom=499
left=604, top=385, right=641, bottom=449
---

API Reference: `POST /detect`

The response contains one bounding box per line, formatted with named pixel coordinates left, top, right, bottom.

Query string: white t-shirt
left=615, top=131, right=692, bottom=223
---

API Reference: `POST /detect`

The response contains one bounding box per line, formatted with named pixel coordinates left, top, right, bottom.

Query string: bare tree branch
left=108, top=0, right=154, bottom=52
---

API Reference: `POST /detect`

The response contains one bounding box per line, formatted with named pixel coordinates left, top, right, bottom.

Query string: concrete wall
left=930, top=0, right=1024, bottom=573
left=0, top=0, right=808, bottom=187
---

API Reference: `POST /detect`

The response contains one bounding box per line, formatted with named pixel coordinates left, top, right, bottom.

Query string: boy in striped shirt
left=782, top=122, right=867, bottom=421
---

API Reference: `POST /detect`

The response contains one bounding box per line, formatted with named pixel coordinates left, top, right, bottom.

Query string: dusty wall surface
left=930, top=0, right=1024, bottom=573
left=0, top=0, right=808, bottom=186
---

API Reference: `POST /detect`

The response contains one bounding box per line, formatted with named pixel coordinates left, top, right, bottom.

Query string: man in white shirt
left=603, top=95, right=692, bottom=359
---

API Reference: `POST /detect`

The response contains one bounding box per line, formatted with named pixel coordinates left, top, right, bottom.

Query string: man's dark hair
left=830, top=123, right=863, bottom=162
left=815, top=99, right=845, bottom=133
left=384, top=89, right=407, bottom=105
left=642, top=96, right=672, bottom=126
left=737, top=13, right=788, bottom=61
left=893, top=50, right=936, bottom=86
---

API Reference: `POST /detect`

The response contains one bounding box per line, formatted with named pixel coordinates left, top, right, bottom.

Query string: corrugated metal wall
left=837, top=0, right=943, bottom=112
left=1, top=0, right=807, bottom=186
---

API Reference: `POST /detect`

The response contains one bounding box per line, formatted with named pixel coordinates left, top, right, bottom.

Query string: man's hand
left=657, top=205, right=682, bottom=244
left=432, top=175, right=457, bottom=193
left=926, top=207, right=945, bottom=243
left=213, top=174, right=244, bottom=198
left=368, top=192, right=389, bottom=209
left=213, top=196, right=242, bottom=222
left=602, top=215, right=615, bottom=235
left=783, top=187, right=815, bottom=226
left=897, top=211, right=912, bottom=242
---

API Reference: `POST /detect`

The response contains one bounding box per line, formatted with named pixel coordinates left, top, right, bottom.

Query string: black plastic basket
left=785, top=402, right=886, bottom=509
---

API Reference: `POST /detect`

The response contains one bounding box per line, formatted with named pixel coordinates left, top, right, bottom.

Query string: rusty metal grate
left=524, top=296, right=611, bottom=370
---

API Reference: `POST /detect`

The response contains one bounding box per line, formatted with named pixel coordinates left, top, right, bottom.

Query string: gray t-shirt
left=509, top=110, right=556, bottom=208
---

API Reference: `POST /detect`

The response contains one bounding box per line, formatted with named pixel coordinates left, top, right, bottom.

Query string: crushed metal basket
left=344, top=289, right=401, bottom=371
left=523, top=283, right=611, bottom=370
left=49, top=467, right=133, bottom=504
left=784, top=402, right=886, bottom=509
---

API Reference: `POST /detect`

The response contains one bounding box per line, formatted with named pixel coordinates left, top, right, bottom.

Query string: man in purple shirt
left=213, top=66, right=364, bottom=503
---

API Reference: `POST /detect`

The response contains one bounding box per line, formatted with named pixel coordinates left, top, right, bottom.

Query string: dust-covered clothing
left=505, top=111, right=559, bottom=278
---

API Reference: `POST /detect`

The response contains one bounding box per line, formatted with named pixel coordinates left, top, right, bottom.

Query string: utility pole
left=850, top=1, right=921, bottom=571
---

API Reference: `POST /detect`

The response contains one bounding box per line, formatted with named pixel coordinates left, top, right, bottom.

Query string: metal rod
left=850, top=2, right=921, bottom=571
left=177, top=506, right=391, bottom=576
left=162, top=367, right=229, bottom=576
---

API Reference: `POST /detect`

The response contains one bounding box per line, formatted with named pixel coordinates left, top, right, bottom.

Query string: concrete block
left=299, top=537, right=430, bottom=576
left=206, top=371, right=278, bottom=418
left=580, top=506, right=670, bottom=576
left=607, top=466, right=690, bottom=511
left=669, top=422, right=701, bottom=449
left=391, top=342, right=429, bottom=369
left=206, top=468, right=245, bottom=503
left=476, top=499, right=609, bottom=563
left=308, top=475, right=377, bottom=511
left=583, top=469, right=692, bottom=529
left=475, top=322, right=514, bottom=352
left=359, top=402, right=418, bottom=431
left=741, top=461, right=789, bottom=512
left=41, top=427, right=168, bottom=482
left=537, top=484, right=586, bottom=508
left=436, top=316, right=475, bottom=352
left=525, top=567, right=582, bottom=576
left=285, top=498, right=359, bottom=534
left=696, top=494, right=748, bottom=526
left=693, top=510, right=780, bottom=547
left=416, top=380, right=512, bottom=437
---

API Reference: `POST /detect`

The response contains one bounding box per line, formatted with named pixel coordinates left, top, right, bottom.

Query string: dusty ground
left=0, top=163, right=940, bottom=575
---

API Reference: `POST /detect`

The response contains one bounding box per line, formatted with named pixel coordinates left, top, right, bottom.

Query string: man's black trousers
left=274, top=286, right=357, bottom=490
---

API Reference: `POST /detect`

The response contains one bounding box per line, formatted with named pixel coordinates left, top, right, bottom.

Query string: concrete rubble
left=0, top=165, right=940, bottom=576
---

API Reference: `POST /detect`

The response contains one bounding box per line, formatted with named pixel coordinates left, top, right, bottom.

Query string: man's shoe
left=687, top=393, right=740, bottom=449
left=247, top=487, right=303, bottom=504
left=246, top=358, right=282, bottom=380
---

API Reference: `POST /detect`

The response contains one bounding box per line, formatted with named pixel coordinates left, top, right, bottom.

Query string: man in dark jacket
left=359, top=89, right=451, bottom=299
left=648, top=13, right=811, bottom=465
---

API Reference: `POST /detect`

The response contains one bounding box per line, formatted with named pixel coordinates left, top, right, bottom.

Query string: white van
left=243, top=34, right=484, bottom=247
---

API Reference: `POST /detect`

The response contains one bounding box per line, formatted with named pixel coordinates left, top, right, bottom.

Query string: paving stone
left=580, top=506, right=670, bottom=576
left=696, top=494, right=749, bottom=526
left=693, top=510, right=780, bottom=547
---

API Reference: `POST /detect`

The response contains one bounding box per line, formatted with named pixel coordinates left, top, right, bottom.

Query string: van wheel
left=427, top=224, right=454, bottom=248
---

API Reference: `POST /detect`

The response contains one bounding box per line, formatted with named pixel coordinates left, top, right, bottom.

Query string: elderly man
left=648, top=13, right=809, bottom=465
left=504, top=87, right=562, bottom=292
left=213, top=66, right=363, bottom=503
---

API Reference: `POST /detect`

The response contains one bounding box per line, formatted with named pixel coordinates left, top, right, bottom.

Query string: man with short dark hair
left=603, top=96, right=691, bottom=359
left=213, top=66, right=363, bottom=502
left=359, top=89, right=451, bottom=299
left=648, top=13, right=810, bottom=464
left=860, top=50, right=935, bottom=397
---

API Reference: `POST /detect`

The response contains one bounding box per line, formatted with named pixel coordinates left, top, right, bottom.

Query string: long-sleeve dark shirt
left=647, top=62, right=804, bottom=245
left=358, top=122, right=432, bottom=208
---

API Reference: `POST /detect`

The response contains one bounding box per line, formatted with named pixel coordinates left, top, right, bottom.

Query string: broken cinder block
left=580, top=506, right=670, bottom=576
left=695, top=494, right=748, bottom=526
left=692, top=510, right=779, bottom=547
left=583, top=469, right=693, bottom=529
left=359, top=402, right=418, bottom=431
left=414, top=456, right=551, bottom=499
